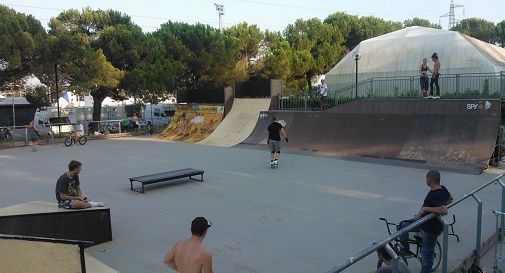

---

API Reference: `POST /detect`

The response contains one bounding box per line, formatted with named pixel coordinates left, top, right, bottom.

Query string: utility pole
left=214, top=3, right=224, bottom=31
left=440, top=0, right=464, bottom=30
left=54, top=63, right=61, bottom=137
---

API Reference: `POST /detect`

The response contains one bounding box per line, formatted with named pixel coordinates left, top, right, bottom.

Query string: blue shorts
left=420, top=77, right=429, bottom=90
left=58, top=200, right=74, bottom=209
left=269, top=139, right=281, bottom=152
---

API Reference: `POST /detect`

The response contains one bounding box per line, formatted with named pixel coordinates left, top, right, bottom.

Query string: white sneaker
left=273, top=160, right=278, bottom=165
left=89, top=201, right=104, bottom=207
left=434, top=96, right=440, bottom=99
left=426, top=95, right=433, bottom=99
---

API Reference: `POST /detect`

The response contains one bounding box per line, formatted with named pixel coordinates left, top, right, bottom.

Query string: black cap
left=191, top=217, right=212, bottom=236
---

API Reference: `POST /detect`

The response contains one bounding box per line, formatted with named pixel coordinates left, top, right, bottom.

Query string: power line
left=233, top=0, right=441, bottom=18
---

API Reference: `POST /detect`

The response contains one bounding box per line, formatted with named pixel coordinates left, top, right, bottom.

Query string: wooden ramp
left=198, top=98, right=271, bottom=147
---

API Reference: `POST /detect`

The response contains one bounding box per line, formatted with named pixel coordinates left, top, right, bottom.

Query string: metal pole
left=439, top=216, right=449, bottom=273
left=355, top=58, right=358, bottom=99
left=499, top=179, right=505, bottom=228
left=385, top=244, right=399, bottom=273
left=11, top=91, right=15, bottom=129
left=501, top=71, right=505, bottom=98
left=472, top=193, right=483, bottom=266
left=54, top=64, right=61, bottom=138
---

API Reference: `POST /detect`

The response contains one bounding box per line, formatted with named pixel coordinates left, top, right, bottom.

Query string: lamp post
left=54, top=63, right=61, bottom=137
left=11, top=86, right=15, bottom=129
left=354, top=53, right=361, bottom=99
left=214, top=3, right=224, bottom=31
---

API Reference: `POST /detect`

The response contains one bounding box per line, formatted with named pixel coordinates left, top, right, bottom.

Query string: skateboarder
left=267, top=116, right=288, bottom=168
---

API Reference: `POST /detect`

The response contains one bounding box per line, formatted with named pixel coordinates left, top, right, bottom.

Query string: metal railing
left=326, top=173, right=505, bottom=273
left=280, top=72, right=505, bottom=110
left=0, top=233, right=92, bottom=273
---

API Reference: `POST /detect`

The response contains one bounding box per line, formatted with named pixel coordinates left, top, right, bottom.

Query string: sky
left=1, top=0, right=505, bottom=32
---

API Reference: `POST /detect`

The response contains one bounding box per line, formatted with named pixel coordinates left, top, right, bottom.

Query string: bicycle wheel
left=431, top=241, right=442, bottom=272
left=64, top=138, right=73, bottom=146
left=78, top=136, right=87, bottom=145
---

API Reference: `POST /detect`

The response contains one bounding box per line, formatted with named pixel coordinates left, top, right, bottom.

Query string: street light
left=54, top=63, right=62, bottom=137
left=9, top=83, right=19, bottom=129
left=11, top=86, right=15, bottom=129
left=214, top=3, right=224, bottom=31
left=354, top=53, right=361, bottom=99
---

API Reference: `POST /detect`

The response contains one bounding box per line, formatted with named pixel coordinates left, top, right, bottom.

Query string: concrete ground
left=0, top=137, right=503, bottom=273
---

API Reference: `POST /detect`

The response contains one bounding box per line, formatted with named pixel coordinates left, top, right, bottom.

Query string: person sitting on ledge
left=55, top=160, right=103, bottom=209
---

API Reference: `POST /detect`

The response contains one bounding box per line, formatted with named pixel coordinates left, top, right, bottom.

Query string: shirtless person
left=164, top=217, right=214, bottom=273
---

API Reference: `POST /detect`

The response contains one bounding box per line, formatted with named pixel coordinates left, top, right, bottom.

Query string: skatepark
left=1, top=27, right=505, bottom=273
left=0, top=135, right=504, bottom=273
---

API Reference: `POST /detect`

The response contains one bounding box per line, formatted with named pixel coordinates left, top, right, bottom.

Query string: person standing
left=419, top=58, right=432, bottom=97
left=396, top=170, right=452, bottom=273
left=319, top=79, right=328, bottom=97
left=164, top=217, right=214, bottom=273
left=27, top=120, right=40, bottom=152
left=429, top=53, right=441, bottom=99
left=267, top=116, right=288, bottom=167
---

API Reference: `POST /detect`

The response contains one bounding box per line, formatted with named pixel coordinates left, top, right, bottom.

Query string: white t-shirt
left=76, top=124, right=84, bottom=136
left=319, top=83, right=328, bottom=97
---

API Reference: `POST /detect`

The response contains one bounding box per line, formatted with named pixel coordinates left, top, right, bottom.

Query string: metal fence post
left=439, top=216, right=449, bottom=273
left=472, top=193, right=483, bottom=266
left=410, top=76, right=414, bottom=93
left=499, top=179, right=505, bottom=228
left=456, top=74, right=460, bottom=94
left=385, top=244, right=399, bottom=273
left=501, top=71, right=505, bottom=98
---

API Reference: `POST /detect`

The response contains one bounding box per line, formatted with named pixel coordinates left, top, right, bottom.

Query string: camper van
left=34, top=107, right=74, bottom=135
left=142, top=104, right=175, bottom=127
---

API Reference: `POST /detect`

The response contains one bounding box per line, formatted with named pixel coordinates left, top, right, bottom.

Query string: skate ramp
left=0, top=201, right=112, bottom=246
left=198, top=98, right=271, bottom=147
left=0, top=236, right=118, bottom=273
left=243, top=99, right=500, bottom=172
left=158, top=105, right=224, bottom=142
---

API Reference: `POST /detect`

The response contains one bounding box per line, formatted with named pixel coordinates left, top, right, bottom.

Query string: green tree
left=357, top=16, right=403, bottom=42
left=155, top=22, right=238, bottom=90
left=0, top=5, right=47, bottom=89
left=94, top=24, right=144, bottom=71
left=284, top=18, right=344, bottom=91
left=453, top=18, right=496, bottom=43
left=495, top=20, right=505, bottom=47
left=225, top=22, right=264, bottom=79
left=404, top=17, right=441, bottom=29
left=25, top=86, right=51, bottom=107
left=47, top=8, right=130, bottom=121
left=324, top=12, right=361, bottom=51
left=121, top=33, right=181, bottom=103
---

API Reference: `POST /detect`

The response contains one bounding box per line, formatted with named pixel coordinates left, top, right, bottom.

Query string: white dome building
left=325, top=26, right=505, bottom=96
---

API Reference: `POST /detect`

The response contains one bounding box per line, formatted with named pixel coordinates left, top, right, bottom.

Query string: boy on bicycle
left=396, top=170, right=452, bottom=273
left=71, top=122, right=84, bottom=145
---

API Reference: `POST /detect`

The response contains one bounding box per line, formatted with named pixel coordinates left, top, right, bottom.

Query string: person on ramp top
left=267, top=116, right=288, bottom=167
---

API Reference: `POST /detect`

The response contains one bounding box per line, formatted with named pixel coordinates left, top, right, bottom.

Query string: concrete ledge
left=0, top=201, right=112, bottom=246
